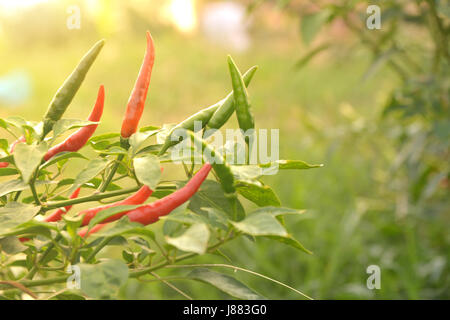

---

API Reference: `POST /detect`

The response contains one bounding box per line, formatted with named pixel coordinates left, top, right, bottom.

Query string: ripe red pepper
left=44, top=85, right=105, bottom=161
left=120, top=31, right=155, bottom=138
left=78, top=163, right=212, bottom=238
left=79, top=184, right=153, bottom=226
left=0, top=136, right=26, bottom=168
left=45, top=188, right=81, bottom=222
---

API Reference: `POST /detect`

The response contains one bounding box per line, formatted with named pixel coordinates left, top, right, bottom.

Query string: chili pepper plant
left=0, top=31, right=321, bottom=300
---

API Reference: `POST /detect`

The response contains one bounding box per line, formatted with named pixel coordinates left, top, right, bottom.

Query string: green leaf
left=0, top=202, right=40, bottom=236
left=49, top=290, right=86, bottom=300
left=0, top=118, right=7, bottom=129
left=230, top=213, right=287, bottom=237
left=0, top=168, right=19, bottom=176
left=133, top=155, right=161, bottom=190
left=188, top=180, right=245, bottom=221
left=202, top=207, right=229, bottom=231
left=236, top=180, right=281, bottom=207
left=301, top=10, right=331, bottom=45
left=0, top=236, right=28, bottom=254
left=52, top=119, right=98, bottom=140
left=87, top=205, right=141, bottom=228
left=188, top=268, right=265, bottom=300
left=0, top=180, right=54, bottom=197
left=0, top=139, right=8, bottom=152
left=40, top=152, right=87, bottom=169
left=5, top=220, right=58, bottom=239
left=165, top=223, right=210, bottom=254
left=159, top=209, right=207, bottom=225
left=265, top=235, right=312, bottom=255
left=0, top=155, right=14, bottom=166
left=13, top=142, right=47, bottom=183
left=231, top=165, right=262, bottom=180
left=88, top=132, right=120, bottom=143
left=250, top=206, right=306, bottom=217
left=129, top=130, right=159, bottom=153
left=89, top=216, right=151, bottom=239
left=69, top=158, right=110, bottom=193
left=95, top=146, right=128, bottom=155
left=259, top=160, right=323, bottom=173
left=78, top=259, right=129, bottom=299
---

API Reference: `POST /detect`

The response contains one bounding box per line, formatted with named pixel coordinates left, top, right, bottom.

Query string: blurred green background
left=0, top=0, right=448, bottom=299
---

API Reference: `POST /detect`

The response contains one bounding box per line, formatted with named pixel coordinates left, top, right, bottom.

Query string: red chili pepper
left=44, top=85, right=105, bottom=161
left=45, top=188, right=81, bottom=222
left=78, top=163, right=211, bottom=238
left=79, top=184, right=153, bottom=226
left=120, top=31, right=155, bottom=138
left=0, top=136, right=26, bottom=168
left=20, top=188, right=81, bottom=242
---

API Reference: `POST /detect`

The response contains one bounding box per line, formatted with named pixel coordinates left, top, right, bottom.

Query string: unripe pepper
left=121, top=31, right=155, bottom=139
left=227, top=56, right=255, bottom=139
left=44, top=85, right=105, bottom=161
left=42, top=40, right=105, bottom=137
left=158, top=66, right=258, bottom=155
left=78, top=163, right=211, bottom=238
left=207, top=65, right=258, bottom=131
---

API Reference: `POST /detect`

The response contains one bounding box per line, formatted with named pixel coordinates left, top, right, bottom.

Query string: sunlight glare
left=168, top=0, right=196, bottom=33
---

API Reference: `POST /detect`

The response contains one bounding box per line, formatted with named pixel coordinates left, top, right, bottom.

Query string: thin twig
left=166, top=263, right=314, bottom=300
left=150, top=272, right=193, bottom=300
left=0, top=281, right=39, bottom=299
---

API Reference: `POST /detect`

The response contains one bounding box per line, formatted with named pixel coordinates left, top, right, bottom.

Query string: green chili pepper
left=227, top=55, right=255, bottom=143
left=158, top=65, right=258, bottom=155
left=206, top=65, right=258, bottom=131
left=158, top=103, right=219, bottom=155
left=186, top=130, right=236, bottom=199
left=42, top=39, right=105, bottom=138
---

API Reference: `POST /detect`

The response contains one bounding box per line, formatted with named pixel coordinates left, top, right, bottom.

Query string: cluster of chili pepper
left=24, top=162, right=209, bottom=239
left=78, top=163, right=212, bottom=238
left=9, top=28, right=255, bottom=247
left=14, top=31, right=215, bottom=242
left=158, top=65, right=258, bottom=154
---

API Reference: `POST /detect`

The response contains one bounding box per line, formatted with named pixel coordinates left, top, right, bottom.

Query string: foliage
left=0, top=36, right=320, bottom=300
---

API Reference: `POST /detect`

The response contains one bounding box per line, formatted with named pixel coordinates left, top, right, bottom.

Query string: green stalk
left=43, top=185, right=176, bottom=212
left=99, top=154, right=125, bottom=192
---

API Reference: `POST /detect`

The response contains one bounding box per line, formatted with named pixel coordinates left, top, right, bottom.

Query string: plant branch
left=99, top=154, right=125, bottom=192
left=166, top=263, right=314, bottom=300
left=85, top=236, right=113, bottom=263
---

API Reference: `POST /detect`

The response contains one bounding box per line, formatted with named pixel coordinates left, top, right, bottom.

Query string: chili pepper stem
left=25, top=235, right=62, bottom=280
left=29, top=172, right=41, bottom=206
left=43, top=185, right=176, bottom=212
left=99, top=154, right=125, bottom=192
left=13, top=191, right=22, bottom=201
left=85, top=236, right=113, bottom=262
